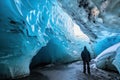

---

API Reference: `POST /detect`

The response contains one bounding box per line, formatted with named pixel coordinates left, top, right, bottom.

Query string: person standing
left=81, top=46, right=91, bottom=74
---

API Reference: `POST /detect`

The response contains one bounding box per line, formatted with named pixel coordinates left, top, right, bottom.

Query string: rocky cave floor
left=14, top=61, right=120, bottom=80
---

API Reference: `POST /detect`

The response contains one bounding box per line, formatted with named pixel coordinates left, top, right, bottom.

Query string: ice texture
left=95, top=42, right=120, bottom=73
left=0, top=0, right=90, bottom=79
left=0, top=0, right=120, bottom=79
left=93, top=36, right=120, bottom=55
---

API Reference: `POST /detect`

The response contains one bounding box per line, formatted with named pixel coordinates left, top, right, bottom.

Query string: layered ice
left=58, top=0, right=120, bottom=40
left=0, top=0, right=120, bottom=79
left=0, top=0, right=91, bottom=79
left=113, top=47, right=120, bottom=74
left=95, top=42, right=120, bottom=73
left=93, top=36, right=120, bottom=55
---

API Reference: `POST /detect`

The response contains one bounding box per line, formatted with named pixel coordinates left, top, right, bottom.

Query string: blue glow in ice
left=0, top=0, right=90, bottom=79
left=94, top=36, right=120, bottom=55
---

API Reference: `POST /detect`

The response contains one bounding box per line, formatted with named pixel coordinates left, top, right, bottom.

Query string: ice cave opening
left=0, top=0, right=120, bottom=79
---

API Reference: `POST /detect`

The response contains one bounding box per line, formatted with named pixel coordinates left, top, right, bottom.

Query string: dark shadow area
left=13, top=71, right=49, bottom=80
left=30, top=39, right=73, bottom=69
left=76, top=65, right=120, bottom=80
left=35, top=64, right=74, bottom=71
left=3, top=61, right=120, bottom=80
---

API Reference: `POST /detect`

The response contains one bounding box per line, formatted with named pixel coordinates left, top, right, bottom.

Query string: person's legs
left=83, top=61, right=86, bottom=73
left=87, top=62, right=90, bottom=74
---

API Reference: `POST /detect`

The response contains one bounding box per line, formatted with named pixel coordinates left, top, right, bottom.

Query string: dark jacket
left=81, top=47, right=91, bottom=62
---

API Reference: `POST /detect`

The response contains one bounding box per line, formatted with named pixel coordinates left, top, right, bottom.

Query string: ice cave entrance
left=0, top=0, right=120, bottom=79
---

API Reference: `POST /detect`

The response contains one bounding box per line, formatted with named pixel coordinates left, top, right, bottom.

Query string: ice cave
left=0, top=0, right=120, bottom=80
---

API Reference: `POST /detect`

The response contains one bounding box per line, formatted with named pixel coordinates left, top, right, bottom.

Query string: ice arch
left=0, top=0, right=120, bottom=79
left=58, top=0, right=120, bottom=40
left=0, top=0, right=91, bottom=79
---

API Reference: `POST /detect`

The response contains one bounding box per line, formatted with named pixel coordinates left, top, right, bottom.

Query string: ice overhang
left=58, top=0, right=120, bottom=41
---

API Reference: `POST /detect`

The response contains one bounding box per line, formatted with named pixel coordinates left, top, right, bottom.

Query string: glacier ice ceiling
left=0, top=0, right=120, bottom=79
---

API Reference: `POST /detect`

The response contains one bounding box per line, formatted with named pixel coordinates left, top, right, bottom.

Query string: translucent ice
left=0, top=0, right=90, bottom=79
left=0, top=0, right=120, bottom=79
left=95, top=42, right=120, bottom=73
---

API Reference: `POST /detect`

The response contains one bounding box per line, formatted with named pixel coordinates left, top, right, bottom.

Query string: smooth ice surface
left=95, top=42, right=120, bottom=73
left=93, top=36, right=120, bottom=55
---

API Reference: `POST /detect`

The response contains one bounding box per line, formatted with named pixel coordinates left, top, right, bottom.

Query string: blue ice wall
left=0, top=0, right=90, bottom=79
left=0, top=0, right=45, bottom=79
left=93, top=36, right=120, bottom=55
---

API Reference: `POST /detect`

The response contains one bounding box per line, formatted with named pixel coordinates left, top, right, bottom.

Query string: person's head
left=84, top=46, right=87, bottom=49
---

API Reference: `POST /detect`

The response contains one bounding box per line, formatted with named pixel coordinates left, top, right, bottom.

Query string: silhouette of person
left=81, top=46, right=91, bottom=74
